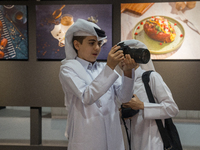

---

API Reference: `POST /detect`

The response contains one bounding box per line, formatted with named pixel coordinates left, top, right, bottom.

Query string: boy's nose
left=95, top=44, right=101, bottom=50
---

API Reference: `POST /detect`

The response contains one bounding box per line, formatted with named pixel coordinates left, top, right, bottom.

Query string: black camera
left=121, top=95, right=139, bottom=119
left=117, top=42, right=150, bottom=64
left=121, top=105, right=139, bottom=118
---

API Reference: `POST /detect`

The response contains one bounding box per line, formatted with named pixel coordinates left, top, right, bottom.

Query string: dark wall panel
left=154, top=61, right=200, bottom=110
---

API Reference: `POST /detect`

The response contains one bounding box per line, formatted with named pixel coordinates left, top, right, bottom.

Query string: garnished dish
left=144, top=16, right=176, bottom=43
left=132, top=16, right=185, bottom=55
left=0, top=20, right=8, bottom=59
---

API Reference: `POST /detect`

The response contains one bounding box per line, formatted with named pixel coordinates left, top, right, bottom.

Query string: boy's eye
left=88, top=41, right=102, bottom=47
left=98, top=42, right=102, bottom=47
left=89, top=42, right=95, bottom=46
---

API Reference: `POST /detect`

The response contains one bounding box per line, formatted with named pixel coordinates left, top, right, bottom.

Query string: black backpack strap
left=142, top=71, right=172, bottom=150
left=142, top=71, right=154, bottom=103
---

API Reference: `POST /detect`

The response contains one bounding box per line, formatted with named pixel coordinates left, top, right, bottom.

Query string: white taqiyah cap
left=73, top=30, right=94, bottom=36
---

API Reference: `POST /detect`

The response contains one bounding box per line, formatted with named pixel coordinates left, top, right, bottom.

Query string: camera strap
left=121, top=106, right=132, bottom=150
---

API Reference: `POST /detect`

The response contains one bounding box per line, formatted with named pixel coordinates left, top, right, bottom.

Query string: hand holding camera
left=121, top=95, right=142, bottom=119
left=107, top=45, right=124, bottom=70
left=123, top=94, right=144, bottom=110
left=120, top=54, right=137, bottom=71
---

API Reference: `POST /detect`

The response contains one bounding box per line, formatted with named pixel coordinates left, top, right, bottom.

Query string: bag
left=142, top=71, right=182, bottom=150
left=164, top=118, right=183, bottom=150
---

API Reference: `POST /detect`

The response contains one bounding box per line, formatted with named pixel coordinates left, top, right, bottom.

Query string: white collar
left=76, top=57, right=97, bottom=71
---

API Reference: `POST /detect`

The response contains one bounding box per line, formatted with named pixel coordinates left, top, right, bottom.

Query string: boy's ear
left=73, top=40, right=80, bottom=51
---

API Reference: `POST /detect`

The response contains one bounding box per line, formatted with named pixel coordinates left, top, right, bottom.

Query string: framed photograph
left=121, top=2, right=200, bottom=60
left=36, top=4, right=112, bottom=60
left=0, top=5, right=28, bottom=60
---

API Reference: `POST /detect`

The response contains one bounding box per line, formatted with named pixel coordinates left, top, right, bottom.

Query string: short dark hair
left=72, top=36, right=86, bottom=53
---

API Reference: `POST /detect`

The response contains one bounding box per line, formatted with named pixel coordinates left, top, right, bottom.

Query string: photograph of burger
left=121, top=2, right=200, bottom=60
left=0, top=5, right=28, bottom=60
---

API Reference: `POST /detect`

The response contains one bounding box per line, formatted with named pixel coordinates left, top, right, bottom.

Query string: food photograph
left=121, top=1, right=200, bottom=60
left=0, top=5, right=28, bottom=60
left=36, top=4, right=112, bottom=60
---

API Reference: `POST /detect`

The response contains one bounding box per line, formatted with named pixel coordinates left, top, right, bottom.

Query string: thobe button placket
left=87, top=63, right=93, bottom=70
left=87, top=62, right=102, bottom=108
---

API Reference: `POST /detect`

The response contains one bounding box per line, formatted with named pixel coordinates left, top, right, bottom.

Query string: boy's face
left=74, top=36, right=102, bottom=63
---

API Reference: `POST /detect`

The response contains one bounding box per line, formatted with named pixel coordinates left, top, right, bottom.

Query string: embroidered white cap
left=73, top=30, right=94, bottom=36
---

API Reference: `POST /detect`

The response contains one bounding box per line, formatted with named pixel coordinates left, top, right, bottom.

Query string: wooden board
left=121, top=3, right=154, bottom=15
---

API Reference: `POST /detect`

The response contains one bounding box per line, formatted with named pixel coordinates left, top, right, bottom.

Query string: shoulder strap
left=142, top=71, right=154, bottom=103
left=142, top=71, right=172, bottom=149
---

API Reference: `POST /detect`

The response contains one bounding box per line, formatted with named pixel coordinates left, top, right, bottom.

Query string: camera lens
left=141, top=49, right=150, bottom=64
left=130, top=48, right=150, bottom=64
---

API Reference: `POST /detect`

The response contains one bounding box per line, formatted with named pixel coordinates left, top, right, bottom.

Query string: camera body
left=117, top=42, right=150, bottom=64
left=121, top=106, right=139, bottom=118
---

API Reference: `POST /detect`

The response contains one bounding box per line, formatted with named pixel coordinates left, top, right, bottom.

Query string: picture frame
left=36, top=4, right=112, bottom=60
left=0, top=5, right=28, bottom=60
left=121, top=2, right=200, bottom=60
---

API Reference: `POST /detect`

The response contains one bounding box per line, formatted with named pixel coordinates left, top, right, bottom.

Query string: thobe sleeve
left=59, top=64, right=118, bottom=105
left=143, top=72, right=179, bottom=119
left=113, top=69, right=135, bottom=103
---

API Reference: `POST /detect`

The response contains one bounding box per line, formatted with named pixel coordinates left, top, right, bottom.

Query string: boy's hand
left=122, top=94, right=144, bottom=110
left=107, top=45, right=124, bottom=70
left=118, top=54, right=138, bottom=78
left=121, top=54, right=137, bottom=71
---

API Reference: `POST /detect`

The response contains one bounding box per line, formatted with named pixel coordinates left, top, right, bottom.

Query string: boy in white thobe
left=59, top=19, right=137, bottom=150
left=121, top=40, right=179, bottom=150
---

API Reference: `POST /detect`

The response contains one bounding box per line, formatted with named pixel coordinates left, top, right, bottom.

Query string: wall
left=0, top=0, right=200, bottom=109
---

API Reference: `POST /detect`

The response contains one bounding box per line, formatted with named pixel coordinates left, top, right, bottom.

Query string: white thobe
left=124, top=67, right=179, bottom=150
left=59, top=57, right=135, bottom=150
